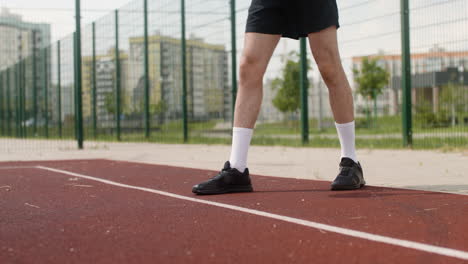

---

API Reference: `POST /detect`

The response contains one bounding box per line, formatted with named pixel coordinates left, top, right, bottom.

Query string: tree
left=151, top=101, right=167, bottom=115
left=439, top=82, right=467, bottom=127
left=104, top=92, right=116, bottom=115
left=353, top=57, right=390, bottom=127
left=151, top=100, right=167, bottom=125
left=272, top=52, right=307, bottom=120
left=134, top=95, right=168, bottom=125
left=104, top=90, right=129, bottom=117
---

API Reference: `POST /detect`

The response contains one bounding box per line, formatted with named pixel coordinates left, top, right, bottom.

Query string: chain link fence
left=0, top=0, right=467, bottom=150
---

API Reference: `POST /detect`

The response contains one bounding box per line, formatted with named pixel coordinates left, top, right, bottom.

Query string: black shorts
left=245, top=0, right=340, bottom=40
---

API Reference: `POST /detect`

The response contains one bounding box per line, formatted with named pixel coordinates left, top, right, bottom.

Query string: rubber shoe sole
left=331, top=183, right=365, bottom=191
left=192, top=185, right=253, bottom=195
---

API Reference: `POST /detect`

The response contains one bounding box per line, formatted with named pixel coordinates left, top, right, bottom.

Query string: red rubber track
left=1, top=159, right=467, bottom=264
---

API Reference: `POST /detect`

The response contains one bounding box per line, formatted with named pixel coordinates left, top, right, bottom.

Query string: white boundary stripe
left=0, top=166, right=37, bottom=170
left=36, top=165, right=468, bottom=261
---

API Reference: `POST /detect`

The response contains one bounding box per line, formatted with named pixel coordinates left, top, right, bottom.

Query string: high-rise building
left=0, top=8, right=51, bottom=70
left=0, top=8, right=52, bottom=126
left=81, top=48, right=129, bottom=126
left=128, top=34, right=229, bottom=121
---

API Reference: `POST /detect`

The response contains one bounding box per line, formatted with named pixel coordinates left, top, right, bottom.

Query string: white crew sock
left=335, top=121, right=358, bottom=163
left=228, top=127, right=253, bottom=173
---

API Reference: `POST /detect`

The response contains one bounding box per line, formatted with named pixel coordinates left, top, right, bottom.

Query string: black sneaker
left=192, top=161, right=253, bottom=195
left=331, top=158, right=366, bottom=191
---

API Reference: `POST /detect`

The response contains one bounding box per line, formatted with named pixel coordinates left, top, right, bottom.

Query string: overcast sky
left=2, top=0, right=466, bottom=51
left=0, top=0, right=132, bottom=41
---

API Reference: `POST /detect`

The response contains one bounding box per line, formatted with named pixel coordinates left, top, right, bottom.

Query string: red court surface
left=1, top=159, right=468, bottom=264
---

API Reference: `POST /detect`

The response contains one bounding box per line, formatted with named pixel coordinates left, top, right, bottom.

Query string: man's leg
left=192, top=33, right=280, bottom=195
left=229, top=33, right=281, bottom=172
left=308, top=26, right=365, bottom=190
left=308, top=26, right=356, bottom=160
left=234, top=33, right=281, bottom=128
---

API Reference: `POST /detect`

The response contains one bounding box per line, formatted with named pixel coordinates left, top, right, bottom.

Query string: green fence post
left=6, top=68, right=11, bottom=136
left=181, top=0, right=188, bottom=142
left=57, top=41, right=62, bottom=138
left=15, top=63, right=20, bottom=138
left=15, top=63, right=19, bottom=137
left=373, top=89, right=377, bottom=128
left=32, top=30, right=38, bottom=135
left=92, top=22, right=97, bottom=138
left=20, top=60, right=25, bottom=138
left=43, top=48, right=49, bottom=138
left=1, top=72, right=5, bottom=136
left=75, top=0, right=84, bottom=149
left=401, top=0, right=412, bottom=147
left=0, top=71, right=5, bottom=136
left=115, top=9, right=122, bottom=141
left=18, top=61, right=23, bottom=138
left=1, top=72, right=5, bottom=135
left=16, top=63, right=20, bottom=138
left=20, top=59, right=26, bottom=138
left=23, top=59, right=28, bottom=137
left=16, top=67, right=19, bottom=138
left=12, top=65, right=16, bottom=137
left=0, top=72, right=3, bottom=135
left=300, top=38, right=309, bottom=144
left=17, top=62, right=21, bottom=137
left=230, top=0, right=237, bottom=123
left=143, top=0, right=151, bottom=139
left=74, top=32, right=79, bottom=140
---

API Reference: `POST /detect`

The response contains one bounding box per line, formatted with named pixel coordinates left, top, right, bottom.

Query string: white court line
left=36, top=165, right=468, bottom=261
left=0, top=166, right=37, bottom=170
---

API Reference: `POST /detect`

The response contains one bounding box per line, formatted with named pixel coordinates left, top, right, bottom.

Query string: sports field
left=2, top=0, right=468, bottom=262
left=1, top=142, right=468, bottom=263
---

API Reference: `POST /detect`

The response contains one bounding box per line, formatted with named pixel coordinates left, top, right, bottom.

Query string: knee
left=315, top=48, right=342, bottom=87
left=318, top=62, right=340, bottom=86
left=239, top=54, right=264, bottom=86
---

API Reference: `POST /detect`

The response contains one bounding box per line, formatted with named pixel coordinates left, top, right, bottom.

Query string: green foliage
left=151, top=101, right=167, bottom=115
left=353, top=56, right=390, bottom=127
left=415, top=83, right=467, bottom=128
left=104, top=90, right=129, bottom=116
left=272, top=52, right=305, bottom=114
left=152, top=100, right=167, bottom=125
left=136, top=98, right=167, bottom=115
left=439, top=83, right=467, bottom=117
left=414, top=101, right=450, bottom=128
left=104, top=92, right=115, bottom=115
left=353, top=57, right=390, bottom=100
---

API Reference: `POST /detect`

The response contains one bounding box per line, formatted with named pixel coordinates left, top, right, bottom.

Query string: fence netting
left=1, top=0, right=467, bottom=151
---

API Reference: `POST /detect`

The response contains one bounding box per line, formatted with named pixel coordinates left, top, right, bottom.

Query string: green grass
left=1, top=117, right=467, bottom=151
left=254, top=116, right=403, bottom=135
left=255, top=115, right=467, bottom=136
left=158, top=119, right=218, bottom=132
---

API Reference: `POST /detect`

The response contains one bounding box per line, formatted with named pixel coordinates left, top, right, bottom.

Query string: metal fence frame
left=3, top=0, right=467, bottom=150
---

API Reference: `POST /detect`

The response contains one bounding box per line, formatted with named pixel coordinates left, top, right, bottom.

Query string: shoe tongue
left=223, top=161, right=232, bottom=171
left=340, top=158, right=355, bottom=167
